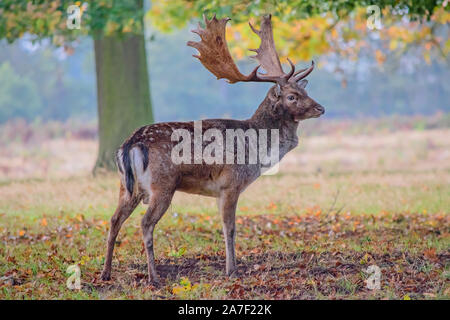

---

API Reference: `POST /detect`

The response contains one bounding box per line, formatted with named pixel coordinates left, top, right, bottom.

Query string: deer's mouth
left=309, top=106, right=325, bottom=119
left=293, top=105, right=325, bottom=121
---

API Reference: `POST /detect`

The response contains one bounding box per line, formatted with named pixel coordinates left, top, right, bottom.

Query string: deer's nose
left=315, top=104, right=325, bottom=115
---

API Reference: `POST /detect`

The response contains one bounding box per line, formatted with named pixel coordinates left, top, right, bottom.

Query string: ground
left=0, top=118, right=449, bottom=299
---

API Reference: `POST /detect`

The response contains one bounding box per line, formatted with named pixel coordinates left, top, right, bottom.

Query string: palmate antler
left=187, top=14, right=314, bottom=85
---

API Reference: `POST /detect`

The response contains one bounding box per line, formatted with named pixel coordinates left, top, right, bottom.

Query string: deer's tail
left=117, top=142, right=149, bottom=197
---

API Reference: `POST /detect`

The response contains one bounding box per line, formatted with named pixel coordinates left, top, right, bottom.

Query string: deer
left=100, top=14, right=324, bottom=285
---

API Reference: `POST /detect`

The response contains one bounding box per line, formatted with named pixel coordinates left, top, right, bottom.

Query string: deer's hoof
left=100, top=271, right=111, bottom=281
left=226, top=268, right=238, bottom=278
left=147, top=277, right=161, bottom=288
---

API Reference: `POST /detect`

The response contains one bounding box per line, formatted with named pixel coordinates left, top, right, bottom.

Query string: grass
left=0, top=125, right=449, bottom=299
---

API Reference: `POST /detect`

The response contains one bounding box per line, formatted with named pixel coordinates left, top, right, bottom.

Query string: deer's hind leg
left=101, top=184, right=140, bottom=281
left=141, top=187, right=175, bottom=285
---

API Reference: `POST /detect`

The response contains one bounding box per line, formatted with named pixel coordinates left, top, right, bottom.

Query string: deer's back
left=119, top=119, right=261, bottom=198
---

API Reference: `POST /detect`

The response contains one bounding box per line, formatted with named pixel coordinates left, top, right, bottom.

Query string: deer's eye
left=287, top=95, right=296, bottom=101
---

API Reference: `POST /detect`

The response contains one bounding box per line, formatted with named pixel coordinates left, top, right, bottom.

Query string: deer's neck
left=248, top=96, right=299, bottom=159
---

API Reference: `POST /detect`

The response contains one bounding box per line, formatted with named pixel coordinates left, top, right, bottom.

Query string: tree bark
left=93, top=33, right=153, bottom=171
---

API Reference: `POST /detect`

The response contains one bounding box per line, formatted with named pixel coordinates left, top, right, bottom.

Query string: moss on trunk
left=93, top=33, right=153, bottom=172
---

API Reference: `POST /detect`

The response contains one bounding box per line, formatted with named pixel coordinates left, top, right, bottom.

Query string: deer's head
left=188, top=14, right=324, bottom=122
left=267, top=78, right=324, bottom=122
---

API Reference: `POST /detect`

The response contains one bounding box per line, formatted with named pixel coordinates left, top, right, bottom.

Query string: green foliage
left=0, top=1, right=447, bottom=70
left=0, top=0, right=445, bottom=43
left=0, top=0, right=147, bottom=43
left=149, top=0, right=444, bottom=26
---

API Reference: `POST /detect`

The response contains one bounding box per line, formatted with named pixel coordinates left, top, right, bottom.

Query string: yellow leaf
left=389, top=40, right=398, bottom=50
left=331, top=29, right=338, bottom=39
left=172, top=286, right=187, bottom=295
left=403, top=294, right=411, bottom=300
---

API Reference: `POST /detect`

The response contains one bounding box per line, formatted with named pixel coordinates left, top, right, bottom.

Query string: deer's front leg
left=218, top=191, right=239, bottom=276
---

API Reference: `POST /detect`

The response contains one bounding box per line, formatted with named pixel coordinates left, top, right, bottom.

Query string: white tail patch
left=130, top=146, right=152, bottom=204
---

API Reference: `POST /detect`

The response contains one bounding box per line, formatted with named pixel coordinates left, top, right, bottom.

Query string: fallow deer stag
left=100, top=14, right=324, bottom=284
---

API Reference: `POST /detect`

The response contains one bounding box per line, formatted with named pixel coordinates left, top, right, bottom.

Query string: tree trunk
left=93, top=33, right=153, bottom=172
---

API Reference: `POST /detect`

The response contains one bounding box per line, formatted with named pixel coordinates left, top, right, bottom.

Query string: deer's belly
left=177, top=177, right=222, bottom=197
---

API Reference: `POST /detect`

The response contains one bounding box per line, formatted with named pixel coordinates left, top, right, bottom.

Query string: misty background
left=1, top=26, right=449, bottom=125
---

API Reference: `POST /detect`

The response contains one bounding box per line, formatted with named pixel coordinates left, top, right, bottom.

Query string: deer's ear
left=268, top=84, right=281, bottom=102
left=297, top=79, right=308, bottom=89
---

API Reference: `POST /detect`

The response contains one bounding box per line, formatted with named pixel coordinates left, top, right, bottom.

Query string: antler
left=187, top=14, right=259, bottom=84
left=290, top=60, right=315, bottom=83
left=248, top=14, right=295, bottom=83
left=187, top=14, right=314, bottom=85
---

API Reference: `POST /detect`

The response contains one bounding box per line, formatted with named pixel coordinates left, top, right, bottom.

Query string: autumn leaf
left=375, top=50, right=386, bottom=65
left=267, top=202, right=277, bottom=210
left=173, top=277, right=193, bottom=295
left=423, top=248, right=437, bottom=261
left=172, top=286, right=187, bottom=295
